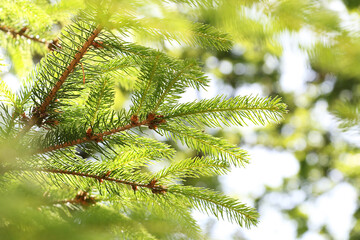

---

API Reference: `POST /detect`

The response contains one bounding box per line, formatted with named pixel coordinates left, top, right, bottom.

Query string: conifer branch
left=164, top=95, right=287, bottom=127
left=36, top=26, right=101, bottom=114
left=38, top=168, right=167, bottom=193
left=0, top=3, right=290, bottom=234
left=39, top=119, right=145, bottom=153
left=155, top=157, right=230, bottom=181
left=20, top=26, right=102, bottom=135
left=169, top=185, right=259, bottom=228
left=0, top=24, right=60, bottom=50
left=39, top=114, right=166, bottom=153
left=0, top=25, right=46, bottom=44
left=159, top=123, right=248, bottom=167
left=152, top=63, right=194, bottom=112
left=135, top=55, right=161, bottom=116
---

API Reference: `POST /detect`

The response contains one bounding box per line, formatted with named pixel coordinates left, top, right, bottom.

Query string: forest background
left=1, top=0, right=360, bottom=239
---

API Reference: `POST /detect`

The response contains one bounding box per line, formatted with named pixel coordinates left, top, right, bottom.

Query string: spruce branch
left=0, top=3, right=291, bottom=235
left=36, top=26, right=101, bottom=114
left=168, top=185, right=259, bottom=228
left=39, top=114, right=166, bottom=153
left=164, top=95, right=287, bottom=127
left=39, top=119, right=146, bottom=153
left=37, top=168, right=167, bottom=194
left=190, top=22, right=233, bottom=51
left=0, top=24, right=60, bottom=50
left=154, top=157, right=230, bottom=182
left=0, top=25, right=46, bottom=44
left=99, top=35, right=209, bottom=89
left=159, top=123, right=249, bottom=167
left=85, top=76, right=115, bottom=126
left=134, top=54, right=162, bottom=116
left=151, top=62, right=194, bottom=113
left=19, top=26, right=102, bottom=135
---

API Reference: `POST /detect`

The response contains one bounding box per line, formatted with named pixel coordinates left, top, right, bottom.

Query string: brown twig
left=40, top=118, right=146, bottom=153
left=0, top=25, right=60, bottom=50
left=38, top=114, right=166, bottom=153
left=39, top=168, right=167, bottom=194
left=0, top=25, right=46, bottom=44
left=19, top=26, right=102, bottom=136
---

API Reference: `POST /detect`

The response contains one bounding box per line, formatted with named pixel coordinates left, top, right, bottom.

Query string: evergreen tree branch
left=19, top=26, right=102, bottom=136
left=85, top=76, right=114, bottom=126
left=154, top=157, right=230, bottom=182
left=0, top=25, right=46, bottom=44
left=159, top=123, right=248, bottom=167
left=134, top=55, right=162, bottom=116
left=168, top=185, right=259, bottom=228
left=151, top=62, right=194, bottom=113
left=36, top=26, right=101, bottom=114
left=38, top=114, right=166, bottom=153
left=0, top=24, right=60, bottom=50
left=164, top=95, right=287, bottom=127
left=36, top=168, right=167, bottom=193
left=39, top=119, right=146, bottom=153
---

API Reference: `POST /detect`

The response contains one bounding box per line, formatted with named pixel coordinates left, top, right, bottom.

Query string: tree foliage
left=0, top=1, right=287, bottom=239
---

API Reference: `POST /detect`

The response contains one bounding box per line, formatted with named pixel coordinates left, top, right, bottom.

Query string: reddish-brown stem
left=39, top=119, right=148, bottom=153
left=0, top=25, right=61, bottom=51
left=37, top=27, right=101, bottom=114
left=0, top=25, right=47, bottom=44
left=39, top=168, right=167, bottom=193
left=19, top=26, right=102, bottom=135
left=39, top=114, right=166, bottom=154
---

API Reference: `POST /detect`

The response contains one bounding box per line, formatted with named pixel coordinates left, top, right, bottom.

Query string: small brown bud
left=147, top=179, right=158, bottom=188
left=147, top=113, right=156, bottom=121
left=48, top=39, right=61, bottom=51
left=149, top=124, right=158, bottom=130
left=130, top=114, right=139, bottom=125
left=86, top=128, right=92, bottom=138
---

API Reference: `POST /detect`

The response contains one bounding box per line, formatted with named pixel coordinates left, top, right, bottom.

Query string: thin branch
left=0, top=25, right=60, bottom=50
left=0, top=25, right=46, bottom=43
left=165, top=106, right=282, bottom=120
left=152, top=63, right=194, bottom=113
left=38, top=114, right=166, bottom=153
left=37, top=26, right=102, bottom=115
left=135, top=54, right=161, bottom=116
left=19, top=26, right=102, bottom=135
left=39, top=168, right=167, bottom=194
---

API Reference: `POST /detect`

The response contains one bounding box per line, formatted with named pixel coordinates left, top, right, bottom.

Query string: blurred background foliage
left=1, top=0, right=360, bottom=239
left=164, top=0, right=360, bottom=239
